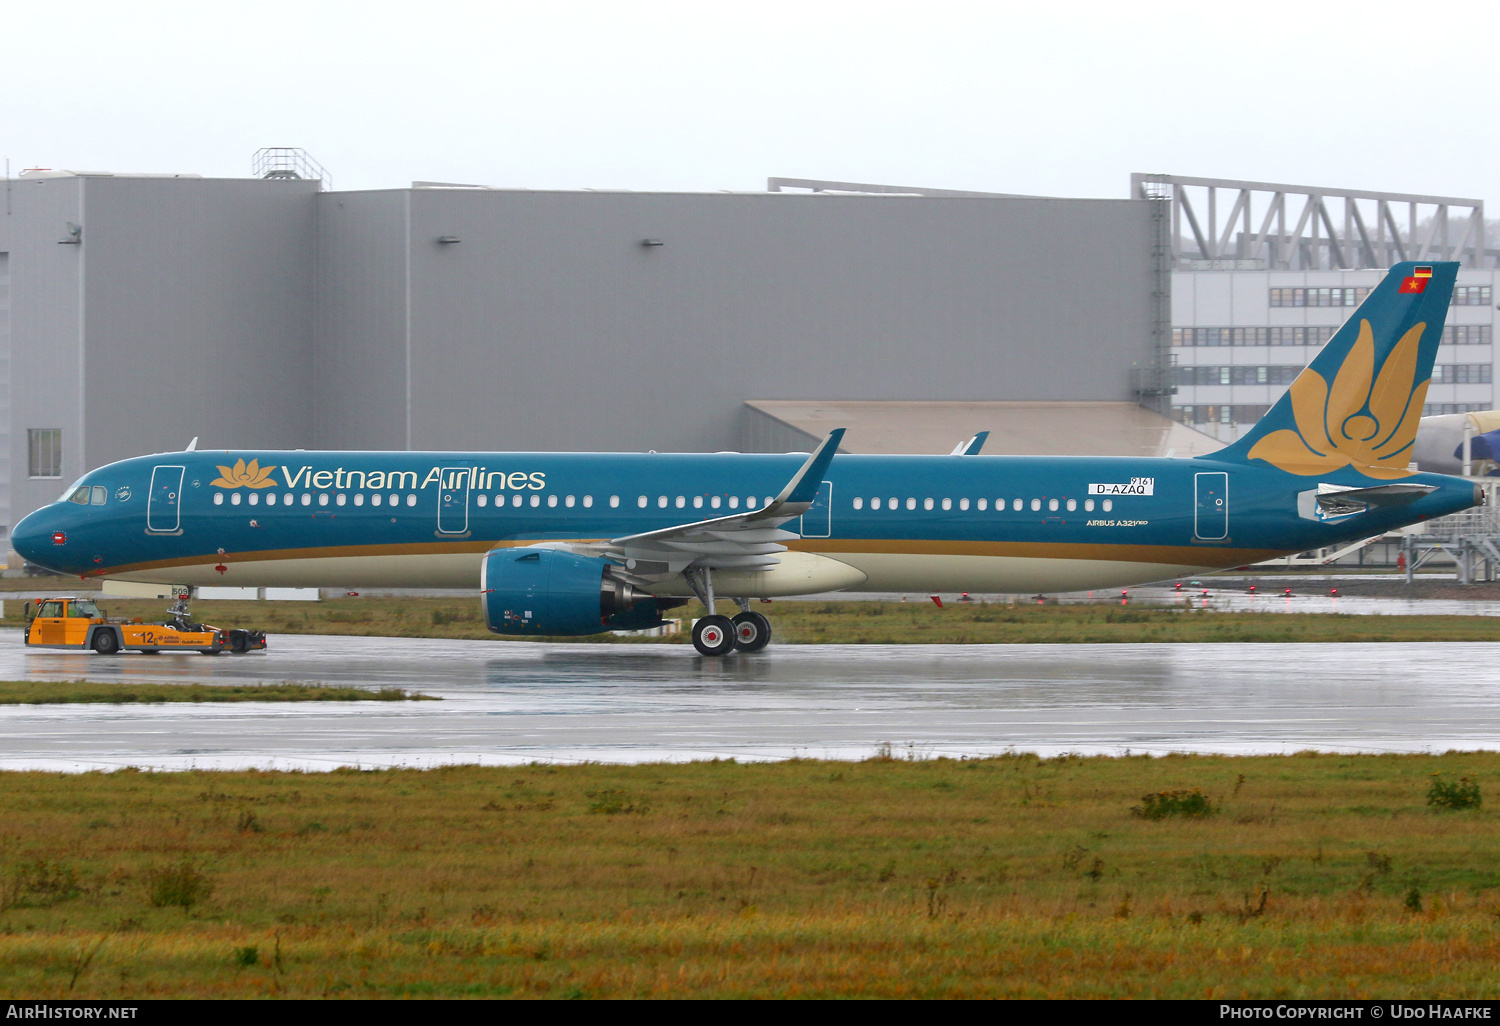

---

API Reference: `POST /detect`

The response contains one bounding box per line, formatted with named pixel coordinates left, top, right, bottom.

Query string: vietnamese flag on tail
left=1399, top=276, right=1428, bottom=293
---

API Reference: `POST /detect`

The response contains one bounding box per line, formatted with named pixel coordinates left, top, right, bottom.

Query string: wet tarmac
left=0, top=631, right=1497, bottom=771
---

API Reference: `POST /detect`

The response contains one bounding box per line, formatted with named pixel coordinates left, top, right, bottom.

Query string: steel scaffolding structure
left=1130, top=173, right=1487, bottom=270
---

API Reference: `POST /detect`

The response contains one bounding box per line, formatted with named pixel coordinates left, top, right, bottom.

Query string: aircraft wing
left=573, top=429, right=844, bottom=581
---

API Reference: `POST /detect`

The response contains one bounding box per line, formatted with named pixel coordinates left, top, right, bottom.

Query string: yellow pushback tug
left=23, top=596, right=267, bottom=655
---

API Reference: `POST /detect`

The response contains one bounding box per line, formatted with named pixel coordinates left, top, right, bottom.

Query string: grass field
left=0, top=681, right=434, bottom=705
left=7, top=595, right=1500, bottom=646
left=0, top=753, right=1497, bottom=998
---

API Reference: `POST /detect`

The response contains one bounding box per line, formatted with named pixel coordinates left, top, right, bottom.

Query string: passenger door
left=1194, top=472, right=1228, bottom=540
left=147, top=465, right=186, bottom=534
left=437, top=467, right=472, bottom=535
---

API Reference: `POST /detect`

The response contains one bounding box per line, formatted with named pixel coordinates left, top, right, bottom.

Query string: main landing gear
left=684, top=569, right=772, bottom=657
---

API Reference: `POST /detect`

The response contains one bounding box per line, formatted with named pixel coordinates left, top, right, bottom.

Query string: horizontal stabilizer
left=1314, top=482, right=1437, bottom=518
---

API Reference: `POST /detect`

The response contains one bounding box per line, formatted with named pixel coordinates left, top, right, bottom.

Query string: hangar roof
left=744, top=400, right=1223, bottom=459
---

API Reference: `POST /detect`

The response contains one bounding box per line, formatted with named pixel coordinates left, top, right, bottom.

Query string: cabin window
left=371, top=494, right=382, bottom=506
left=852, top=497, right=864, bottom=510
left=547, top=495, right=558, bottom=507
left=530, top=495, right=540, bottom=507
left=1030, top=499, right=1041, bottom=511
left=729, top=496, right=739, bottom=509
left=246, top=492, right=258, bottom=506
left=355, top=494, right=366, bottom=506
left=1085, top=498, right=1094, bottom=511
left=888, top=497, right=898, bottom=509
left=270, top=493, right=281, bottom=506
left=1047, top=499, right=1058, bottom=511
left=510, top=494, right=521, bottom=507
left=476, top=494, right=487, bottom=507
left=658, top=496, right=668, bottom=508
left=764, top=497, right=773, bottom=508
left=942, top=498, right=952, bottom=510
left=905, top=498, right=916, bottom=510
left=693, top=496, right=703, bottom=508
left=565, top=495, right=575, bottom=507
left=319, top=494, right=329, bottom=506
left=1102, top=499, right=1113, bottom=512
left=746, top=496, right=757, bottom=509
left=407, top=494, right=417, bottom=507
left=675, top=496, right=685, bottom=508
left=711, top=496, right=721, bottom=509
left=583, top=495, right=594, bottom=507
left=336, top=493, right=346, bottom=506
left=91, top=486, right=107, bottom=505
left=393, top=494, right=403, bottom=506
left=923, top=498, right=934, bottom=510
left=231, top=493, right=241, bottom=506
left=637, top=496, right=647, bottom=508
left=958, top=498, right=968, bottom=510
left=301, top=493, right=312, bottom=506
left=870, top=497, right=881, bottom=510
left=977, top=498, right=986, bottom=511
left=213, top=493, right=224, bottom=505
left=1066, top=499, right=1076, bottom=511
left=1013, top=499, right=1023, bottom=511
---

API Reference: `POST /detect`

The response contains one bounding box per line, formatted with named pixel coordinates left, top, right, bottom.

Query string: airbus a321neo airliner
left=12, top=261, right=1481, bottom=656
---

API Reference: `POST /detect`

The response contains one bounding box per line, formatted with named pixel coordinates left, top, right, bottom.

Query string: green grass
left=15, top=595, right=1500, bottom=645
left=0, top=681, right=435, bottom=705
left=0, top=753, right=1498, bottom=997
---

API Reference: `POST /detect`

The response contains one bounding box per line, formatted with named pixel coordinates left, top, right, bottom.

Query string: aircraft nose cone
left=11, top=508, right=64, bottom=571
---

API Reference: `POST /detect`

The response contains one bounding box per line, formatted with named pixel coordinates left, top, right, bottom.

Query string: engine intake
left=481, top=547, right=660, bottom=636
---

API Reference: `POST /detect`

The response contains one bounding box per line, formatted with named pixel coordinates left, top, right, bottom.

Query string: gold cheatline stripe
left=785, top=538, right=1282, bottom=564
left=95, top=537, right=1283, bottom=576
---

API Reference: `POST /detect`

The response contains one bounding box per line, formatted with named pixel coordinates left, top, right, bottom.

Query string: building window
left=1269, top=286, right=1369, bottom=308
left=1433, top=364, right=1492, bottom=384
left=1442, top=325, right=1492, bottom=345
left=1424, top=403, right=1491, bottom=415
left=28, top=429, right=61, bottom=478
left=1452, top=286, right=1492, bottom=306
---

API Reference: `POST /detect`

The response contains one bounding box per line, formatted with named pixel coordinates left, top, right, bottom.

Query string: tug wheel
left=91, top=630, right=120, bottom=656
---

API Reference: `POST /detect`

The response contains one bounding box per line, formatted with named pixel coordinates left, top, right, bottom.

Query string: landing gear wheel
left=732, top=611, right=771, bottom=652
left=91, top=630, right=120, bottom=655
left=692, top=614, right=736, bottom=657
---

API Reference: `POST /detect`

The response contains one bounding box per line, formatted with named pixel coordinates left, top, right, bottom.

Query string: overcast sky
left=5, top=0, right=1496, bottom=205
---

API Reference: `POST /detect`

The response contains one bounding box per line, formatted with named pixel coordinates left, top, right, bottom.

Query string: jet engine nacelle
left=481, top=547, right=662, bottom=636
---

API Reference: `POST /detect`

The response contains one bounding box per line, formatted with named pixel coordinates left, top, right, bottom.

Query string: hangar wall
left=0, top=172, right=1157, bottom=556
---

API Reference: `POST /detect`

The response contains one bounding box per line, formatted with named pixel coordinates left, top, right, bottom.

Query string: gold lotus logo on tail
left=1247, top=319, right=1428, bottom=479
left=211, top=458, right=279, bottom=489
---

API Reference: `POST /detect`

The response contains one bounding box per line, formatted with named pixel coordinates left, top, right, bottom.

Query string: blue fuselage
left=11, top=449, right=1479, bottom=594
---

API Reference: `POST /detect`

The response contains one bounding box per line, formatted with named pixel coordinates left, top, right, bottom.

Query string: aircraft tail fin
left=1213, top=261, right=1458, bottom=478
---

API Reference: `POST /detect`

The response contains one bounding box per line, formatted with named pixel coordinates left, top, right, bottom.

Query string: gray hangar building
left=0, top=164, right=1176, bottom=564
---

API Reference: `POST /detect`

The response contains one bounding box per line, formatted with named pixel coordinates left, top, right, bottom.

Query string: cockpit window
left=90, top=486, right=107, bottom=506
left=58, top=477, right=87, bottom=503
left=70, top=599, right=100, bottom=618
left=68, top=487, right=89, bottom=504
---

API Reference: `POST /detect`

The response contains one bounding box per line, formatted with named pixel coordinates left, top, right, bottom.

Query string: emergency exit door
left=798, top=481, right=833, bottom=538
left=1194, top=472, right=1228, bottom=540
